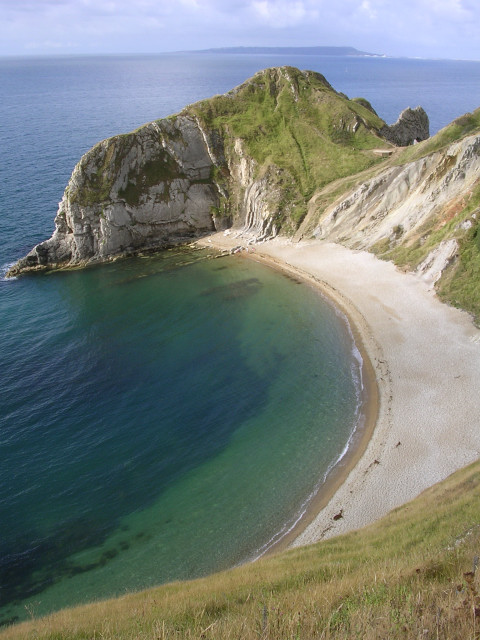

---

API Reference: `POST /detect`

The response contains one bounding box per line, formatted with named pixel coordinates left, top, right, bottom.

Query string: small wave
left=322, top=308, right=366, bottom=483
left=251, top=492, right=314, bottom=560
left=253, top=405, right=367, bottom=560
left=252, top=410, right=364, bottom=560
left=252, top=305, right=367, bottom=560
left=1, top=263, right=17, bottom=281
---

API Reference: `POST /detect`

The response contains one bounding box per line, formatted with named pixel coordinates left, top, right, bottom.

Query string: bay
left=0, top=246, right=361, bottom=624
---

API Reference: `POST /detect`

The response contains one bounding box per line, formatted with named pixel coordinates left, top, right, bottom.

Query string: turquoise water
left=2, top=53, right=480, bottom=626
left=1, top=247, right=360, bottom=624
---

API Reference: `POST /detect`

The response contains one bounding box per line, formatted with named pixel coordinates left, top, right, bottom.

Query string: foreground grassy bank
left=2, top=458, right=479, bottom=639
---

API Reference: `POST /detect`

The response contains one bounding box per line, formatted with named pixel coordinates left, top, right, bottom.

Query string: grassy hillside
left=189, top=67, right=391, bottom=230
left=2, top=459, right=480, bottom=639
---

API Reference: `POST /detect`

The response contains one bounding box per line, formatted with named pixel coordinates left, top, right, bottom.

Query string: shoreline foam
left=197, top=233, right=480, bottom=547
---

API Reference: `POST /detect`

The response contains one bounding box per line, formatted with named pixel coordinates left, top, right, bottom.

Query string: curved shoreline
left=241, top=251, right=382, bottom=555
left=197, top=232, right=480, bottom=547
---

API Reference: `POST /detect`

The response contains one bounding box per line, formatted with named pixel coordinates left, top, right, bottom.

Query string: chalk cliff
left=7, top=66, right=429, bottom=276
left=10, top=116, right=219, bottom=272
left=309, top=133, right=480, bottom=277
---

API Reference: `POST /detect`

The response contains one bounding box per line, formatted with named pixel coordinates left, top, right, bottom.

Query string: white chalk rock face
left=313, top=134, right=480, bottom=269
left=9, top=116, right=219, bottom=273
left=226, top=138, right=280, bottom=241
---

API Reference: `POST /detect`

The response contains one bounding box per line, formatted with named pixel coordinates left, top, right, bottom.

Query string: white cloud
left=359, top=0, right=377, bottom=20
left=251, top=0, right=310, bottom=27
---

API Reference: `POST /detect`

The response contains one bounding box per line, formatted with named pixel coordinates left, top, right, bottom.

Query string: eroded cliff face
left=313, top=135, right=480, bottom=271
left=225, top=138, right=284, bottom=241
left=308, top=133, right=480, bottom=286
left=9, top=116, right=220, bottom=274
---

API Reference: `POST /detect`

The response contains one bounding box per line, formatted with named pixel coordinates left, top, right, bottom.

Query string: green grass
left=190, top=67, right=389, bottom=231
left=67, top=67, right=393, bottom=233
left=2, top=459, right=480, bottom=639
left=437, top=215, right=480, bottom=321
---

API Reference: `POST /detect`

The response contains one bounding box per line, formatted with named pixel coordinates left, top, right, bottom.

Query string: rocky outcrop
left=381, top=106, right=430, bottom=146
left=416, top=239, right=459, bottom=288
left=8, top=116, right=221, bottom=275
left=226, top=139, right=281, bottom=241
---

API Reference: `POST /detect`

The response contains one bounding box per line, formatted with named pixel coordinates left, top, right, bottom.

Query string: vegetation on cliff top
left=2, top=459, right=480, bottom=639
left=67, top=67, right=391, bottom=231
left=190, top=66, right=390, bottom=229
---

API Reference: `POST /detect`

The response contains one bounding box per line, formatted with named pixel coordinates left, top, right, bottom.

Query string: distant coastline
left=188, top=45, right=382, bottom=57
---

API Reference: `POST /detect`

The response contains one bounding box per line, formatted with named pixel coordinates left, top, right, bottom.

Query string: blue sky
left=1, top=0, right=479, bottom=60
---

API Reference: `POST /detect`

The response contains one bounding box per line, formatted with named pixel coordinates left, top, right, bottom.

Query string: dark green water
left=0, top=246, right=361, bottom=625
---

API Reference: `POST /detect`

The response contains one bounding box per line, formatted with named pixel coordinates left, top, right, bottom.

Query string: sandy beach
left=198, top=232, right=480, bottom=546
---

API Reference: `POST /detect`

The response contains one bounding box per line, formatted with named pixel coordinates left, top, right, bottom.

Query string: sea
left=1, top=53, right=480, bottom=626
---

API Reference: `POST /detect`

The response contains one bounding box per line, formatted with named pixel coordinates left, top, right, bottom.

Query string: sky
left=0, top=0, right=479, bottom=60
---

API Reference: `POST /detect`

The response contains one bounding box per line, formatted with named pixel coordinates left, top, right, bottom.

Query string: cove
left=0, top=246, right=362, bottom=625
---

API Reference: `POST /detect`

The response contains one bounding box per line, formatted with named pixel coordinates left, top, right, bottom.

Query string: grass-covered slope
left=189, top=66, right=391, bottom=230
left=2, top=459, right=480, bottom=639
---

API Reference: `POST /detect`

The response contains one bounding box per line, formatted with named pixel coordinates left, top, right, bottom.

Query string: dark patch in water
left=282, top=273, right=303, bottom=285
left=0, top=531, right=141, bottom=626
left=1, top=341, right=270, bottom=622
left=0, top=517, right=112, bottom=623
left=200, top=278, right=262, bottom=300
